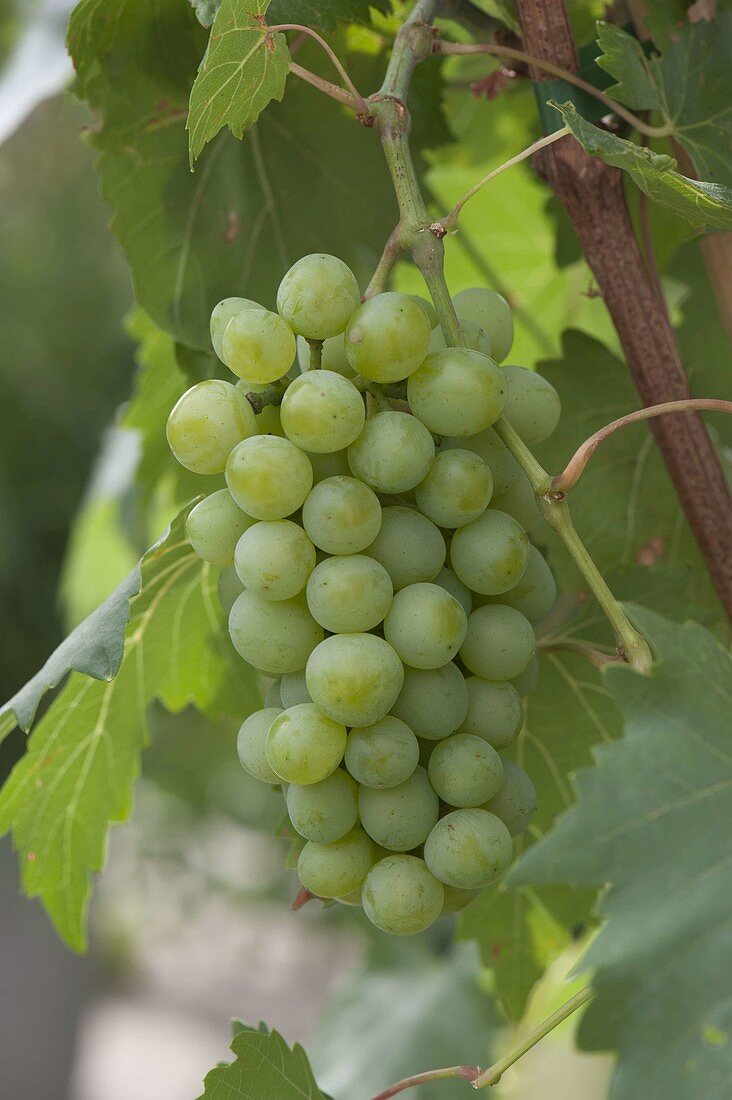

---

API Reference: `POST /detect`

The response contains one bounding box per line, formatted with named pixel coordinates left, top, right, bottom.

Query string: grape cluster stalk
left=167, top=253, right=563, bottom=936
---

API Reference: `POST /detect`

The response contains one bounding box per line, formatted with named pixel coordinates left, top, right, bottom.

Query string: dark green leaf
left=199, top=1024, right=326, bottom=1099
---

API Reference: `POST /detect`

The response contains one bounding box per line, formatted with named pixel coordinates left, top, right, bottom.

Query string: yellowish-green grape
left=265, top=702, right=346, bottom=784
left=264, top=679, right=283, bottom=708
left=384, top=583, right=467, bottom=669
left=358, top=766, right=439, bottom=851
left=280, top=669, right=312, bottom=708
left=483, top=761, right=537, bottom=836
left=362, top=854, right=444, bottom=935
left=286, top=769, right=359, bottom=843
left=512, top=652, right=540, bottom=696
left=210, top=297, right=263, bottom=360
left=298, top=826, right=377, bottom=897
left=428, top=317, right=493, bottom=357
left=222, top=307, right=296, bottom=383
left=450, top=510, right=529, bottom=594
left=225, top=435, right=313, bottom=519
left=452, top=288, right=513, bottom=363
left=302, top=476, right=382, bottom=555
left=445, top=428, right=520, bottom=495
left=501, top=365, right=561, bottom=443
left=186, top=489, right=254, bottom=566
left=461, top=604, right=535, bottom=681
left=490, top=471, right=543, bottom=539
left=306, top=554, right=393, bottom=633
left=415, top=449, right=493, bottom=529
left=345, top=292, right=431, bottom=383
left=409, top=294, right=439, bottom=329
left=427, top=733, right=504, bottom=808
left=280, top=370, right=365, bottom=453
left=424, top=808, right=513, bottom=889
left=407, top=349, right=506, bottom=436
left=297, top=333, right=354, bottom=377
left=348, top=411, right=435, bottom=494
left=234, top=520, right=315, bottom=600
left=306, top=633, right=404, bottom=727
left=345, top=716, right=419, bottom=789
left=229, top=591, right=323, bottom=674
left=459, top=677, right=524, bottom=749
left=391, top=662, right=469, bottom=741
left=237, top=707, right=282, bottom=783
left=434, top=567, right=472, bottom=617
left=441, top=885, right=480, bottom=914
left=277, top=254, right=361, bottom=340
left=167, top=379, right=256, bottom=474
left=493, top=544, right=557, bottom=624
left=307, top=448, right=352, bottom=482
left=366, top=506, right=445, bottom=590
left=217, top=566, right=244, bottom=615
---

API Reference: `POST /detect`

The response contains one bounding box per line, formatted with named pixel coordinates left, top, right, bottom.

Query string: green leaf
left=199, top=1024, right=326, bottom=1099
left=191, top=0, right=391, bottom=30
left=512, top=607, right=732, bottom=1099
left=595, top=23, right=662, bottom=112
left=553, top=101, right=732, bottom=229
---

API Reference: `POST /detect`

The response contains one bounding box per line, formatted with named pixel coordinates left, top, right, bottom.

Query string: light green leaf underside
left=199, top=1025, right=326, bottom=1099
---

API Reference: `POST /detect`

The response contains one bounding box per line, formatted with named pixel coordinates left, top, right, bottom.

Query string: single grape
left=362, top=854, right=444, bottom=935
left=461, top=604, right=535, bottom=681
left=226, top=435, right=313, bottom=520
left=445, top=428, right=520, bottom=495
left=167, top=379, right=256, bottom=474
left=306, top=554, right=393, bottom=633
left=217, top=566, right=244, bottom=615
left=493, top=545, right=557, bottom=624
left=280, top=668, right=312, bottom=709
left=186, top=490, right=254, bottom=566
left=483, top=761, right=537, bottom=836
left=297, top=333, right=353, bottom=377
left=490, top=472, right=543, bottom=540
left=307, top=448, right=352, bottom=482
left=222, top=307, right=296, bottom=383
left=452, top=288, right=513, bottom=363
left=280, top=370, right=365, bottom=453
left=450, top=510, right=529, bottom=595
left=302, top=476, right=382, bottom=555
left=415, top=449, right=493, bottom=529
left=229, top=591, right=323, bottom=675
left=512, top=652, right=540, bottom=696
left=409, top=294, right=439, bottom=329
left=345, top=293, right=431, bottom=383
left=501, top=366, right=561, bottom=443
left=366, top=506, right=446, bottom=590
left=428, top=316, right=493, bottom=358
left=428, top=733, right=504, bottom=808
left=358, top=766, right=439, bottom=851
left=237, top=707, right=282, bottom=783
left=298, top=826, right=378, bottom=898
left=345, top=716, right=419, bottom=789
left=286, top=769, right=359, bottom=843
left=384, top=583, right=467, bottom=669
left=424, top=808, right=513, bottom=889
left=210, top=297, right=263, bottom=360
left=408, top=348, right=506, bottom=436
left=264, top=679, right=283, bottom=708
left=306, top=633, right=404, bottom=727
left=265, top=702, right=346, bottom=784
left=459, top=677, right=524, bottom=750
left=433, top=567, right=472, bottom=617
left=277, top=254, right=361, bottom=340
left=347, top=411, right=435, bottom=494
left=391, top=662, right=469, bottom=741
left=441, top=885, right=480, bottom=914
left=234, top=520, right=315, bottom=600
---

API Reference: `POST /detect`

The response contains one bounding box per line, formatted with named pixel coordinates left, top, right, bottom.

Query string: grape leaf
left=512, top=607, right=732, bottom=1100
left=594, top=23, right=662, bottom=112
left=199, top=1024, right=326, bottom=1099
left=191, top=0, right=391, bottom=30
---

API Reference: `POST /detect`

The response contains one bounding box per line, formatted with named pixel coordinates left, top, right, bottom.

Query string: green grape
left=391, top=662, right=469, bottom=741
left=501, top=365, right=561, bottom=443
left=229, top=591, right=323, bottom=675
left=344, top=292, right=431, bottom=383
left=424, top=807, right=513, bottom=889
left=186, top=490, right=253, bottom=566
left=306, top=633, right=404, bottom=727
left=336, top=888, right=363, bottom=907
left=415, top=449, right=493, bottom=529
left=277, top=254, right=361, bottom=340
left=490, top=472, right=543, bottom=539
left=297, top=333, right=354, bottom=377
left=217, top=566, right=244, bottom=615
left=345, top=716, right=419, bottom=789
left=445, top=428, right=520, bottom=495
left=226, top=435, right=313, bottom=520
left=459, top=677, right=524, bottom=749
left=358, top=766, right=439, bottom=851
left=210, top=297, right=263, bottom=360
left=307, top=448, right=352, bottom=482
left=409, top=294, right=439, bottom=329
left=362, top=854, right=444, bottom=935
left=280, top=370, right=365, bottom=453
left=366, top=506, right=445, bottom=590
left=237, top=707, right=282, bottom=783
left=483, top=761, right=537, bottom=836
left=234, top=519, right=315, bottom=600
left=512, top=652, right=540, bottom=696
left=298, top=826, right=377, bottom=897
left=407, top=349, right=506, bottom=436
left=167, top=379, right=257, bottom=474
left=280, top=668, right=312, bottom=708
left=452, top=288, right=513, bottom=363
left=347, top=411, right=435, bottom=494
left=428, top=317, right=493, bottom=357
left=306, top=554, right=393, bottom=633
left=286, top=768, right=359, bottom=843
left=427, top=733, right=503, bottom=808
left=461, top=604, right=535, bottom=680
left=450, top=510, right=529, bottom=595
left=222, top=307, right=296, bottom=383
left=495, top=545, right=557, bottom=624
left=264, top=679, right=283, bottom=708
left=433, top=567, right=472, bottom=617
left=441, top=885, right=480, bottom=914
left=265, top=702, right=346, bottom=784
left=302, top=476, right=382, bottom=555
left=384, top=583, right=467, bottom=669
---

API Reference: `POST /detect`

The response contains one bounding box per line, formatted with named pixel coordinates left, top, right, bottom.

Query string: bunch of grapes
left=166, top=254, right=561, bottom=936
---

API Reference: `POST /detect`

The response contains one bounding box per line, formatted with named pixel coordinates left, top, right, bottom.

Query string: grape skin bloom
left=265, top=702, right=347, bottom=785
left=424, top=807, right=513, bottom=889
left=407, top=348, right=506, bottom=436
left=306, top=633, right=405, bottom=727
left=358, top=766, right=439, bottom=851
left=362, top=855, right=444, bottom=935
left=348, top=411, right=435, bottom=493
left=234, top=519, right=316, bottom=601
left=277, top=254, right=361, bottom=340
left=302, top=476, right=382, bottom=555
left=427, top=733, right=504, bottom=808
left=280, top=370, right=365, bottom=453
left=306, top=554, right=393, bottom=633
left=384, top=583, right=467, bottom=669
left=229, top=591, right=323, bottom=675
left=345, top=716, right=419, bottom=789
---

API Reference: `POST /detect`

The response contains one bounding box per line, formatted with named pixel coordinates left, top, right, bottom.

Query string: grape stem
left=365, top=225, right=405, bottom=299
left=243, top=377, right=290, bottom=414
left=307, top=338, right=324, bottom=369
left=539, top=636, right=622, bottom=669
left=268, top=25, right=370, bottom=115
left=288, top=61, right=360, bottom=110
